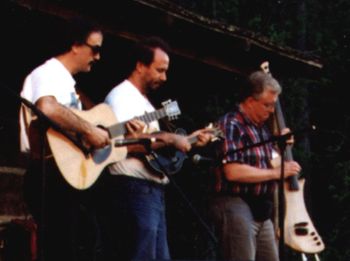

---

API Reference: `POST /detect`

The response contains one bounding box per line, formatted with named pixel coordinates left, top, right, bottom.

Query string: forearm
left=36, top=97, right=94, bottom=136
left=126, top=132, right=189, bottom=153
left=223, top=163, right=279, bottom=183
left=150, top=132, right=179, bottom=147
left=128, top=132, right=179, bottom=150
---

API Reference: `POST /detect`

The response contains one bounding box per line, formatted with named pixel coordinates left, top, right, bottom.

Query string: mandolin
left=145, top=124, right=223, bottom=176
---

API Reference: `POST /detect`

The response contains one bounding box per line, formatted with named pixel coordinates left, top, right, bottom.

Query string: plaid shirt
left=217, top=106, right=277, bottom=196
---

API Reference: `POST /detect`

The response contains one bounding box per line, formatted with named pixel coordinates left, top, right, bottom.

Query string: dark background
left=1, top=0, right=349, bottom=260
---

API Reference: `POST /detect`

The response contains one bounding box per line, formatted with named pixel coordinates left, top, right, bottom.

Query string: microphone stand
left=276, top=137, right=286, bottom=261
left=142, top=141, right=219, bottom=249
left=19, top=98, right=68, bottom=261
left=228, top=127, right=313, bottom=155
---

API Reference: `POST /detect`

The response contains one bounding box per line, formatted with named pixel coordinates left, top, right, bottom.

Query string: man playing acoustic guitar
left=19, top=17, right=144, bottom=261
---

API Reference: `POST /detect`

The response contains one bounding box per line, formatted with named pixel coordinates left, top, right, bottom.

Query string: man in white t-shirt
left=99, top=36, right=213, bottom=260
left=19, top=17, right=111, bottom=261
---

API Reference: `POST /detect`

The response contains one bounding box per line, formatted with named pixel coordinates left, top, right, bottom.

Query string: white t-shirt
left=19, top=58, right=81, bottom=153
left=105, top=79, right=168, bottom=184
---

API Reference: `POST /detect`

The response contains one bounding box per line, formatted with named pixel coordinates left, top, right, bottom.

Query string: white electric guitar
left=261, top=61, right=325, bottom=254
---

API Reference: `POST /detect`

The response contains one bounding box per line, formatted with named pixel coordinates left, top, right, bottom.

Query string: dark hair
left=238, top=70, right=282, bottom=102
left=60, top=16, right=102, bottom=53
left=131, top=36, right=170, bottom=68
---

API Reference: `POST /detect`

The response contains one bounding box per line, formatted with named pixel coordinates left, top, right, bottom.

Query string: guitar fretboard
left=188, top=135, right=198, bottom=145
left=273, top=94, right=299, bottom=191
left=108, top=108, right=168, bottom=138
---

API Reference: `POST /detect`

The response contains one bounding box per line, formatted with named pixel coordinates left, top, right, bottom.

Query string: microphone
left=192, top=154, right=214, bottom=164
left=114, top=137, right=156, bottom=147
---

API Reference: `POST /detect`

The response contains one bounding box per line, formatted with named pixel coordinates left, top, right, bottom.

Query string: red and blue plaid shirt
left=217, top=106, right=277, bottom=196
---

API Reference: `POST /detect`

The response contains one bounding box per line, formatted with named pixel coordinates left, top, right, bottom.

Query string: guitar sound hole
left=294, top=222, right=308, bottom=227
left=295, top=228, right=308, bottom=236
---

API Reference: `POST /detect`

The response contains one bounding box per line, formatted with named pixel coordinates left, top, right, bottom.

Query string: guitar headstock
left=260, top=61, right=271, bottom=75
left=161, top=99, right=181, bottom=121
left=204, top=122, right=224, bottom=142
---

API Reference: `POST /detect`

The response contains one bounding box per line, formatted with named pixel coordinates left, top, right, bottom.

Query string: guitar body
left=47, top=103, right=127, bottom=190
left=284, top=178, right=325, bottom=253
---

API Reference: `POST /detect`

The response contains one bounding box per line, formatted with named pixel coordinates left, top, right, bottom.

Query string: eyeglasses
left=260, top=102, right=276, bottom=110
left=254, top=98, right=276, bottom=110
left=83, top=43, right=102, bottom=55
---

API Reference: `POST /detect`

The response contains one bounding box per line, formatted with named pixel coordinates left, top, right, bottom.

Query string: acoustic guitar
left=46, top=99, right=181, bottom=189
left=261, top=61, right=325, bottom=254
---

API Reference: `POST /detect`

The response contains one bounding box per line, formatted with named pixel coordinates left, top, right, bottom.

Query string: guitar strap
left=19, top=103, right=35, bottom=153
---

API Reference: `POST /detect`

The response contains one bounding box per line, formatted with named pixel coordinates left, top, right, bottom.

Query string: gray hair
left=248, top=71, right=282, bottom=100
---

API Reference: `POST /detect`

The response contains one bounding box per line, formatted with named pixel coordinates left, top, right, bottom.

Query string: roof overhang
left=13, top=0, right=322, bottom=78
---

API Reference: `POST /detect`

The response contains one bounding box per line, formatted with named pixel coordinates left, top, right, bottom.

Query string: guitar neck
left=274, top=99, right=299, bottom=190
left=107, top=108, right=168, bottom=138
left=260, top=61, right=300, bottom=190
left=187, top=135, right=199, bottom=145
left=275, top=99, right=294, bottom=161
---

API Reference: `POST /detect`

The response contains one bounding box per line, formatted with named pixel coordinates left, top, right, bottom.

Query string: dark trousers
left=23, top=159, right=99, bottom=261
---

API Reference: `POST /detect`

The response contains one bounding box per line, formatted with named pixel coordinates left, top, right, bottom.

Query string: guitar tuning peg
left=161, top=99, right=171, bottom=106
left=207, top=122, right=213, bottom=128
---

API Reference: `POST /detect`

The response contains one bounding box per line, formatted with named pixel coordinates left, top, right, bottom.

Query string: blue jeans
left=208, top=196, right=279, bottom=261
left=97, top=175, right=170, bottom=260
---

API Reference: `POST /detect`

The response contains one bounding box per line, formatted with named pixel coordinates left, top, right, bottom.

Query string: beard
left=146, top=80, right=164, bottom=93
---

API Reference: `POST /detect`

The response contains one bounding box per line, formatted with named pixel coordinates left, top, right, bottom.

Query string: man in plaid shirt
left=209, top=70, right=301, bottom=261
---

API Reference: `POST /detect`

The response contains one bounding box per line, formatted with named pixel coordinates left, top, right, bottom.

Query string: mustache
left=154, top=80, right=165, bottom=86
left=89, top=60, right=98, bottom=66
